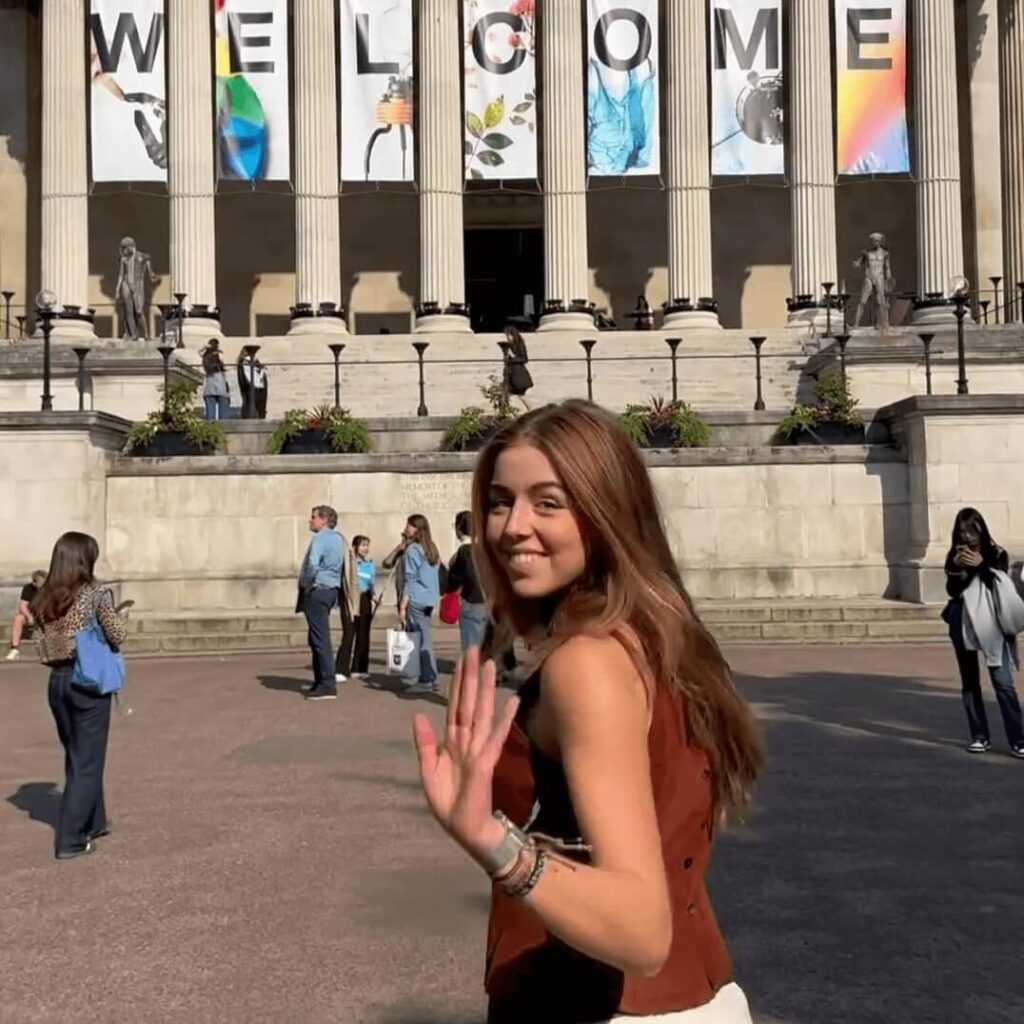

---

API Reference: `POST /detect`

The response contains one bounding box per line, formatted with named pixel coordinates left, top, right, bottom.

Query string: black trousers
left=47, top=663, right=111, bottom=855
left=336, top=591, right=373, bottom=675
left=239, top=384, right=268, bottom=419
left=302, top=587, right=338, bottom=690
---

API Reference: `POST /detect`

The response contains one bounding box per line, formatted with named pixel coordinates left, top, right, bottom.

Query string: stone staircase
left=0, top=600, right=947, bottom=663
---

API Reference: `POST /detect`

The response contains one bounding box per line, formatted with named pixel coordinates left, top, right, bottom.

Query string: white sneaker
left=966, top=738, right=991, bottom=754
left=4, top=648, right=19, bottom=661
left=335, top=673, right=347, bottom=684
left=352, top=672, right=369, bottom=680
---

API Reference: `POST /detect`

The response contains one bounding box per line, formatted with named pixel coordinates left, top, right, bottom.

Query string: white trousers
left=606, top=983, right=752, bottom=1023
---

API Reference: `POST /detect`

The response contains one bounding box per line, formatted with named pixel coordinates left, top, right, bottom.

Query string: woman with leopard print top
left=29, top=532, right=129, bottom=860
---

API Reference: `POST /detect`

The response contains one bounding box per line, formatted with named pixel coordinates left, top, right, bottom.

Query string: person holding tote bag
left=944, top=507, right=1024, bottom=758
left=30, top=532, right=130, bottom=859
left=398, top=514, right=441, bottom=695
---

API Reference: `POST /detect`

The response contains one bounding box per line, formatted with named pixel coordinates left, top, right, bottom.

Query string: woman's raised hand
left=412, top=647, right=519, bottom=859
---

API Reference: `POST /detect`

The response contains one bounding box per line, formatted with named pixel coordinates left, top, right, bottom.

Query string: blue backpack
left=73, top=599, right=125, bottom=696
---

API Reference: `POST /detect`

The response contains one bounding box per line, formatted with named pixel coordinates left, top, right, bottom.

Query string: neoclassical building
left=1, top=0, right=1022, bottom=339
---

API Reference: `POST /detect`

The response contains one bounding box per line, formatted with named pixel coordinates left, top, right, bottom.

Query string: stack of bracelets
left=483, top=811, right=549, bottom=899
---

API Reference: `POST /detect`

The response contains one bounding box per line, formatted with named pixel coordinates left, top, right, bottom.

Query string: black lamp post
left=838, top=292, right=850, bottom=335
left=173, top=291, right=187, bottom=348
left=990, top=276, right=1002, bottom=324
left=579, top=339, right=596, bottom=401
left=156, top=344, right=175, bottom=422
left=749, top=336, right=766, bottom=411
left=412, top=341, right=429, bottom=417
left=822, top=282, right=835, bottom=338
left=979, top=299, right=990, bottom=325
left=665, top=337, right=681, bottom=403
left=35, top=290, right=57, bottom=412
left=918, top=333, right=934, bottom=395
left=2, top=290, right=13, bottom=340
left=242, top=343, right=261, bottom=419
left=16, top=315, right=25, bottom=339
left=1017, top=282, right=1024, bottom=324
left=72, top=346, right=90, bottom=411
left=835, top=334, right=851, bottom=384
left=953, top=293, right=969, bottom=394
left=327, top=342, right=346, bottom=409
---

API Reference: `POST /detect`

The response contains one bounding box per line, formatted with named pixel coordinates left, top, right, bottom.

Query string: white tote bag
left=386, top=628, right=421, bottom=676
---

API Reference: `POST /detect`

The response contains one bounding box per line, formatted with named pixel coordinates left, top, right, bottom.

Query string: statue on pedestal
left=116, top=237, right=157, bottom=340
left=852, top=232, right=894, bottom=330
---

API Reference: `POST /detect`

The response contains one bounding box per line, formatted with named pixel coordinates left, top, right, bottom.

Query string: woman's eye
left=536, top=499, right=562, bottom=511
left=488, top=498, right=511, bottom=511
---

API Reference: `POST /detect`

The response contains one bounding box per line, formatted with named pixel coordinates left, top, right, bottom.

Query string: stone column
left=787, top=0, right=838, bottom=328
left=40, top=0, right=93, bottom=338
left=168, top=0, right=220, bottom=336
left=913, top=0, right=965, bottom=322
left=663, top=0, right=718, bottom=330
left=539, top=0, right=593, bottom=331
left=289, top=0, right=346, bottom=335
left=1000, top=0, right=1024, bottom=320
left=415, top=0, right=470, bottom=332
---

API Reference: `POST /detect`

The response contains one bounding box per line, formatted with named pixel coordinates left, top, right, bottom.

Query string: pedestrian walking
left=398, top=514, right=441, bottom=695
left=297, top=505, right=343, bottom=700
left=412, top=400, right=762, bottom=1022
left=503, top=325, right=533, bottom=412
left=445, top=511, right=488, bottom=654
left=30, top=533, right=129, bottom=860
left=337, top=535, right=375, bottom=680
left=200, top=338, right=231, bottom=420
left=943, top=507, right=1024, bottom=758
left=236, top=349, right=269, bottom=419
left=5, top=569, right=46, bottom=661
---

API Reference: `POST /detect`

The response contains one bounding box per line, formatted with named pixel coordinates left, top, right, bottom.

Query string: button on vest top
left=485, top=673, right=733, bottom=1024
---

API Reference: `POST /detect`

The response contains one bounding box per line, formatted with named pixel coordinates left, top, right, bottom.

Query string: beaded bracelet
left=503, top=849, right=548, bottom=900
left=496, top=842, right=536, bottom=893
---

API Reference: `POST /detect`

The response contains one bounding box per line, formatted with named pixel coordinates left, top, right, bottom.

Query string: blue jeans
left=459, top=601, right=488, bottom=653
left=204, top=395, right=230, bottom=420
left=48, top=664, right=111, bottom=855
left=303, top=587, right=338, bottom=691
left=405, top=603, right=437, bottom=685
left=948, top=598, right=1024, bottom=747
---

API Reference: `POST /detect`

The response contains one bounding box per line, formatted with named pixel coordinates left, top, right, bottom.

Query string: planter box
left=646, top=425, right=676, bottom=449
left=794, top=422, right=866, bottom=446
left=280, top=428, right=332, bottom=454
left=129, top=431, right=214, bottom=457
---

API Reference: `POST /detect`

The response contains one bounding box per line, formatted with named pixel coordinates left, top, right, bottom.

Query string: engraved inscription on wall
left=400, top=474, right=473, bottom=513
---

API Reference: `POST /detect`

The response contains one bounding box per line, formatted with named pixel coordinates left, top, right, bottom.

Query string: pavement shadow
left=712, top=666, right=1024, bottom=1024
left=362, top=674, right=448, bottom=707
left=257, top=675, right=308, bottom=694
left=6, top=781, right=61, bottom=832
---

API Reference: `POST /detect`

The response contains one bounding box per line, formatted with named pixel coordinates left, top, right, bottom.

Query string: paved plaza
left=1, top=639, right=1022, bottom=1024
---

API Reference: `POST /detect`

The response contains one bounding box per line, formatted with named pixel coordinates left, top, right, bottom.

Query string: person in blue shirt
left=399, top=514, right=442, bottom=694
left=297, top=505, right=344, bottom=700
left=337, top=535, right=376, bottom=680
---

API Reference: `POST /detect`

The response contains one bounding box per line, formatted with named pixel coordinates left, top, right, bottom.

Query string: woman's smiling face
left=485, top=443, right=586, bottom=599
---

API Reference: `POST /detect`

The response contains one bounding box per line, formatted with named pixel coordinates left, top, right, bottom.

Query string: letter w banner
left=586, top=0, right=660, bottom=177
left=89, top=0, right=167, bottom=183
left=464, top=0, right=537, bottom=181
left=214, top=0, right=291, bottom=182
left=339, top=0, right=415, bottom=183
left=710, top=0, right=784, bottom=176
left=835, top=0, right=909, bottom=174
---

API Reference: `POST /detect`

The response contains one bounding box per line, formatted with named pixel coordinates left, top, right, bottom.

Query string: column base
left=538, top=299, right=595, bottom=332
left=662, top=298, right=721, bottom=330
left=785, top=295, right=843, bottom=331
left=912, top=295, right=957, bottom=324
left=170, top=305, right=222, bottom=343
left=414, top=303, right=472, bottom=334
left=289, top=303, right=349, bottom=335
left=49, top=307, right=96, bottom=341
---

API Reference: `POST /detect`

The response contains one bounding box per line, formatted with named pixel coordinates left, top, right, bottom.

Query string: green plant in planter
left=125, top=379, right=225, bottom=453
left=776, top=370, right=862, bottom=442
left=267, top=405, right=372, bottom=454
left=617, top=396, right=711, bottom=449
left=442, top=375, right=518, bottom=451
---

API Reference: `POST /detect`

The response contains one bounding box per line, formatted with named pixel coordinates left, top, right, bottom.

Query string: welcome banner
left=340, top=0, right=415, bottom=183
left=586, top=0, right=660, bottom=176
left=89, top=0, right=167, bottom=183
left=214, top=0, right=291, bottom=182
left=710, top=0, right=784, bottom=176
left=463, top=0, right=537, bottom=181
left=835, top=0, right=909, bottom=174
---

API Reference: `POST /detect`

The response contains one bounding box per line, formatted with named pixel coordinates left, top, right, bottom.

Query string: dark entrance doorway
left=465, top=227, right=543, bottom=333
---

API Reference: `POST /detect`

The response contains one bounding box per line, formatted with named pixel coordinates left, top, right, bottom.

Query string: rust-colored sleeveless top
left=485, top=674, right=733, bottom=1024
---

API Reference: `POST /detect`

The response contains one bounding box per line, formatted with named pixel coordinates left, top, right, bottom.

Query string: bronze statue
left=115, top=237, right=157, bottom=340
left=853, top=232, right=894, bottom=330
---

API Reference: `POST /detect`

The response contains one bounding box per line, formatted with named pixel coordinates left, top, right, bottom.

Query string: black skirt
left=506, top=360, right=533, bottom=396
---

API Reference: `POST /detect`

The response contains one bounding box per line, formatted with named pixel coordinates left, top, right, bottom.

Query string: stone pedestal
left=787, top=0, right=837, bottom=329
left=663, top=0, right=719, bottom=330
left=415, top=0, right=470, bottom=333
left=539, top=0, right=593, bottom=332
left=40, top=0, right=94, bottom=339
left=290, top=0, right=346, bottom=336
left=912, top=0, right=964, bottom=323
left=168, top=0, right=221, bottom=337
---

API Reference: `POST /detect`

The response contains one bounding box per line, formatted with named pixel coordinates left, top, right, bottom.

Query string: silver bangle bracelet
left=479, top=811, right=530, bottom=878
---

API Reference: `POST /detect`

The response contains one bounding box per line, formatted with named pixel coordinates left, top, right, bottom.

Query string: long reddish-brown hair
left=471, top=400, right=762, bottom=811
